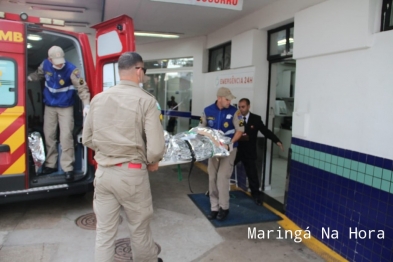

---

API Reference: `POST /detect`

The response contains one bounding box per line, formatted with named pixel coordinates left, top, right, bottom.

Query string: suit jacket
left=237, top=112, right=281, bottom=160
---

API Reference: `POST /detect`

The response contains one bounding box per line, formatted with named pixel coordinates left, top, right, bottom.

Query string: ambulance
left=0, top=11, right=135, bottom=204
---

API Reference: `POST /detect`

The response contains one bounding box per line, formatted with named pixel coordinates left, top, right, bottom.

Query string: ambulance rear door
left=0, top=19, right=27, bottom=191
left=88, top=15, right=135, bottom=167
left=91, top=15, right=136, bottom=94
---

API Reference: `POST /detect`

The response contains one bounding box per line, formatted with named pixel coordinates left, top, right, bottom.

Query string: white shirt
left=243, top=112, right=250, bottom=123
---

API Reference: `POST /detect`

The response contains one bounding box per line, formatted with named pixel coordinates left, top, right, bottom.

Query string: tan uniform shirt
left=82, top=80, right=165, bottom=166
left=29, top=61, right=90, bottom=106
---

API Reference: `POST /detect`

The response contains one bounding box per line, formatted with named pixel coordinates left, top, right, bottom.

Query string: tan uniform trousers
left=93, top=164, right=158, bottom=262
left=207, top=148, right=237, bottom=211
left=43, top=106, right=74, bottom=172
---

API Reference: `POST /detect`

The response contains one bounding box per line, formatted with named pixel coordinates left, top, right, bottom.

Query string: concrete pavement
left=0, top=164, right=324, bottom=262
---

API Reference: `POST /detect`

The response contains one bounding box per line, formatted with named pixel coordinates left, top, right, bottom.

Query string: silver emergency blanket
left=28, top=132, right=45, bottom=170
left=162, top=127, right=231, bottom=163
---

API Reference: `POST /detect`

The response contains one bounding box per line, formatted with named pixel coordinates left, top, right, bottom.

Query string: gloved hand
left=225, top=142, right=233, bottom=153
left=83, top=105, right=90, bottom=117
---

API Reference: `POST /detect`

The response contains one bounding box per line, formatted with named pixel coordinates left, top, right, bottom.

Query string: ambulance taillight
left=0, top=145, right=11, bottom=166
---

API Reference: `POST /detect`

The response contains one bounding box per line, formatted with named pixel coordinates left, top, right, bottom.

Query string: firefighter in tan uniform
left=82, top=52, right=165, bottom=262
left=28, top=46, right=90, bottom=181
left=199, top=87, right=244, bottom=221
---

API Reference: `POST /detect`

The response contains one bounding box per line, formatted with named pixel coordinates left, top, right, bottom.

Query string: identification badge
left=59, top=79, right=64, bottom=85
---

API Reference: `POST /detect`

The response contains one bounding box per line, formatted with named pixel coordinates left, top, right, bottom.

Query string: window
left=145, top=63, right=193, bottom=133
left=268, top=23, right=294, bottom=61
left=208, top=42, right=231, bottom=72
left=145, top=57, right=193, bottom=70
left=0, top=59, right=17, bottom=107
left=102, top=62, right=120, bottom=91
left=381, top=0, right=393, bottom=31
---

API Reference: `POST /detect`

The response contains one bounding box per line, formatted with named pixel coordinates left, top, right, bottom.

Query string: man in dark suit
left=235, top=98, right=283, bottom=205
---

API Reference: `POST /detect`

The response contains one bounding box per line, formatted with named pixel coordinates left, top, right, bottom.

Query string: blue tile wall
left=287, top=138, right=393, bottom=262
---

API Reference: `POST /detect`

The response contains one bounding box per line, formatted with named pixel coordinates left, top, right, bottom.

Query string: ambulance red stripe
left=0, top=115, right=24, bottom=145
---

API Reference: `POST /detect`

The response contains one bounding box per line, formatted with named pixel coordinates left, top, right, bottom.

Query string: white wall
left=294, top=0, right=375, bottom=59
left=207, top=0, right=326, bottom=49
left=134, top=0, right=326, bottom=120
left=205, top=0, right=326, bottom=119
left=203, top=67, right=256, bottom=111
left=293, top=0, right=393, bottom=159
left=204, top=29, right=266, bottom=118
left=231, top=30, right=255, bottom=68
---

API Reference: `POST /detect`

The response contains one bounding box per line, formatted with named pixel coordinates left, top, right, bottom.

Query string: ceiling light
left=277, top=38, right=294, bottom=46
left=134, top=32, right=180, bottom=38
left=27, top=34, right=42, bottom=41
left=27, top=43, right=33, bottom=49
left=27, top=2, right=87, bottom=13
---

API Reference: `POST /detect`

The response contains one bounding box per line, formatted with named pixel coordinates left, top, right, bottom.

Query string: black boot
left=216, top=207, right=229, bottom=221
left=41, top=166, right=57, bottom=175
left=65, top=171, right=74, bottom=181
left=207, top=211, right=218, bottom=220
left=158, top=258, right=163, bottom=262
left=253, top=194, right=262, bottom=206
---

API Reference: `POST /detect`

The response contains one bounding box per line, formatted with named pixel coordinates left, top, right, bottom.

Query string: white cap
left=48, top=46, right=65, bottom=64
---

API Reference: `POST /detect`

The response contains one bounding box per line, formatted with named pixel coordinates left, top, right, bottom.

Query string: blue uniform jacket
left=42, top=59, right=77, bottom=107
left=203, top=102, right=239, bottom=148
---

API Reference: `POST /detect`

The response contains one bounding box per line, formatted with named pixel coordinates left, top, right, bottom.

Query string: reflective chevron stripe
left=0, top=106, right=26, bottom=175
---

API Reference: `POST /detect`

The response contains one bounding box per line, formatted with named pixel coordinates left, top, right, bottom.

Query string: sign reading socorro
left=150, top=0, right=243, bottom=11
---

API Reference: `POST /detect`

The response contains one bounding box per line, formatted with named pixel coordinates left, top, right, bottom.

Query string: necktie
left=243, top=116, right=247, bottom=125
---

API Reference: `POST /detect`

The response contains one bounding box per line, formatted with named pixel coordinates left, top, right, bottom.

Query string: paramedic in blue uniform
left=28, top=46, right=90, bottom=181
left=199, top=87, right=244, bottom=221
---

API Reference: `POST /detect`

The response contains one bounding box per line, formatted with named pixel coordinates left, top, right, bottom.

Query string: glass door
left=264, top=60, right=296, bottom=203
left=145, top=71, right=193, bottom=134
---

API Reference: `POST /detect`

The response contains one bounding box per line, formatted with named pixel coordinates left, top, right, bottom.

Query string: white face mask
left=53, top=64, right=65, bottom=70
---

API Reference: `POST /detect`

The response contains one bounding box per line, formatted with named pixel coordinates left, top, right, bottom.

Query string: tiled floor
left=264, top=157, right=287, bottom=203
